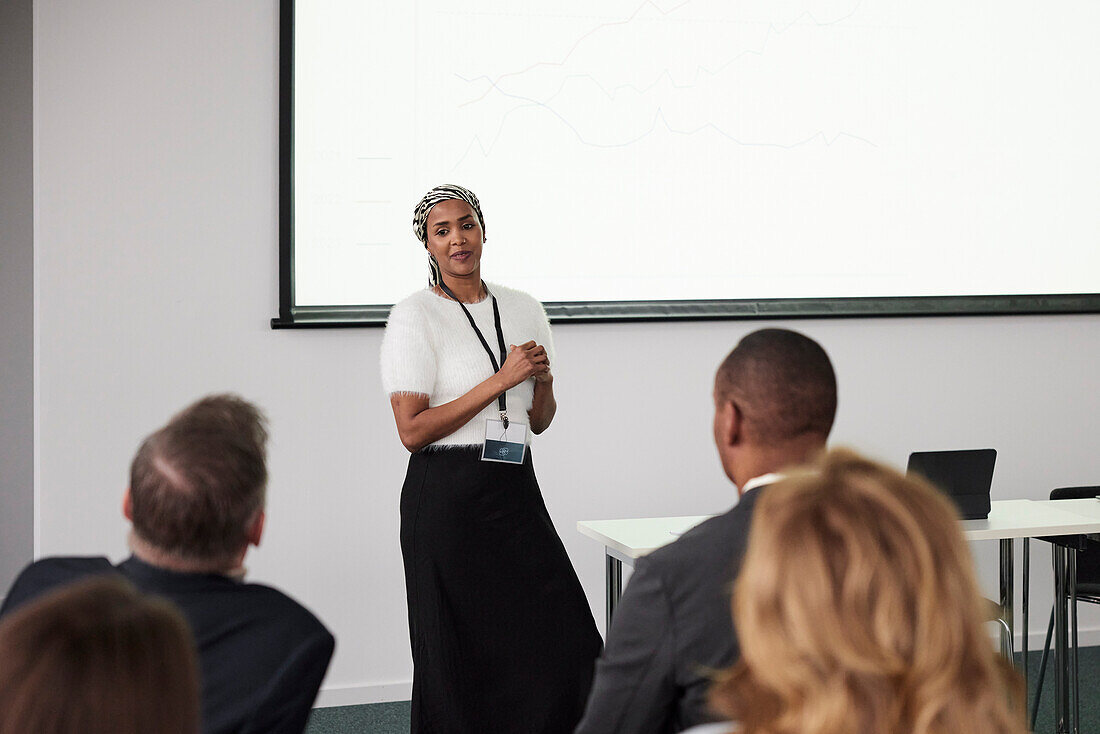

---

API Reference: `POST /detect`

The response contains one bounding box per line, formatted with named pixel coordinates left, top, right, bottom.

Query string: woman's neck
left=436, top=275, right=485, bottom=304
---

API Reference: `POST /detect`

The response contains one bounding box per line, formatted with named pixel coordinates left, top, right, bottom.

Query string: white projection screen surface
left=278, top=0, right=1100, bottom=326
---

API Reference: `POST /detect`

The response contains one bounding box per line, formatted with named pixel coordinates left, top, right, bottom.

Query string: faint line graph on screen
left=445, top=0, right=874, bottom=168
left=457, top=0, right=864, bottom=105
left=448, top=109, right=874, bottom=171
left=456, top=0, right=696, bottom=107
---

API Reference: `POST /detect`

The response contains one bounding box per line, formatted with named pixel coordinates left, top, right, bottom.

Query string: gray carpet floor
left=306, top=700, right=411, bottom=734
left=1025, top=643, right=1097, bottom=734
left=305, top=646, right=1099, bottom=733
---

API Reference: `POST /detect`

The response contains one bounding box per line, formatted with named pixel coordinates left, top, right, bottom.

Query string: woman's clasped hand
left=499, top=340, right=551, bottom=388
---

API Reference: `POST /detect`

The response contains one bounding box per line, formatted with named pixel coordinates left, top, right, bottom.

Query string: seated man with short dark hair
left=1, top=394, right=334, bottom=734
left=575, top=328, right=838, bottom=734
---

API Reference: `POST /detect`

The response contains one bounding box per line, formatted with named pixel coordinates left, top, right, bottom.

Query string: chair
left=1029, top=486, right=1100, bottom=731
left=985, top=598, right=1014, bottom=660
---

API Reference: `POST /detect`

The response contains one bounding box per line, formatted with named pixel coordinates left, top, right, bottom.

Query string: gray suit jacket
left=575, top=486, right=765, bottom=734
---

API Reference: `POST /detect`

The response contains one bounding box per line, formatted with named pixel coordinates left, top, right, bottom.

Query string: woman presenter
left=380, top=184, right=601, bottom=733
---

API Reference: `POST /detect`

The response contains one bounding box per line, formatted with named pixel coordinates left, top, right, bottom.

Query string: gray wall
left=0, top=0, right=35, bottom=598
left=28, top=0, right=1100, bottom=705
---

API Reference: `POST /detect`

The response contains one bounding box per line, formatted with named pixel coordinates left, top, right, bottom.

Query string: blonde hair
left=710, top=448, right=1025, bottom=734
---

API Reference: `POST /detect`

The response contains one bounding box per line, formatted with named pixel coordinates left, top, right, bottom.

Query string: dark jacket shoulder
left=644, top=486, right=767, bottom=706
left=115, top=556, right=332, bottom=663
left=638, top=486, right=765, bottom=593
left=0, top=556, right=118, bottom=617
left=575, top=487, right=770, bottom=734
left=118, top=557, right=333, bottom=734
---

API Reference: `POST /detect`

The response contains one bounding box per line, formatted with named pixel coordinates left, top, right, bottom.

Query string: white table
left=578, top=499, right=1100, bottom=734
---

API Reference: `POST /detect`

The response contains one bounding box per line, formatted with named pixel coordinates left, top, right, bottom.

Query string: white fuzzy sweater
left=380, top=283, right=555, bottom=447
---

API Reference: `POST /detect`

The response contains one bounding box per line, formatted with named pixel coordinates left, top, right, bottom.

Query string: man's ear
left=122, top=488, right=133, bottom=521
left=719, top=398, right=744, bottom=448
left=247, top=510, right=266, bottom=547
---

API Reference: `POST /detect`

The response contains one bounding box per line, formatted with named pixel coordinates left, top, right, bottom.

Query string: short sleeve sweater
left=380, top=282, right=555, bottom=448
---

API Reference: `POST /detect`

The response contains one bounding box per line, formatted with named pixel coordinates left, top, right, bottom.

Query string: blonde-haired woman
left=689, top=448, right=1026, bottom=734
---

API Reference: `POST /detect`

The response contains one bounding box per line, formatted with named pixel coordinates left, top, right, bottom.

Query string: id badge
left=481, top=419, right=528, bottom=464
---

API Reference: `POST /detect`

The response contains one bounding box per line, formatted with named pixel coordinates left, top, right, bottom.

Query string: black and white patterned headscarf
left=412, top=184, right=486, bottom=286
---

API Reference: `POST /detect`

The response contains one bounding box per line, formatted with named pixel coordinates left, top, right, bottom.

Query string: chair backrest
left=1050, top=486, right=1100, bottom=587
left=1050, top=486, right=1100, bottom=501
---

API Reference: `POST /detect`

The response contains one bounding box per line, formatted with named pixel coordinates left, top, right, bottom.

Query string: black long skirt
left=400, top=447, right=601, bottom=733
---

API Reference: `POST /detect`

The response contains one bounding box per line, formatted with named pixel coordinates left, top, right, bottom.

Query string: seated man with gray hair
left=1, top=394, right=334, bottom=734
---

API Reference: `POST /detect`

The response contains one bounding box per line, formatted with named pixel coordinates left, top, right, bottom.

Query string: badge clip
left=481, top=418, right=527, bottom=464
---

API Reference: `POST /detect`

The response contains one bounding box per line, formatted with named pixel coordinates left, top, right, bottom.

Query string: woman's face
left=425, top=199, right=483, bottom=282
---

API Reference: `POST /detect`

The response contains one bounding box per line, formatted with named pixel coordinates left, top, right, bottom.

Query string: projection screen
left=274, top=0, right=1100, bottom=327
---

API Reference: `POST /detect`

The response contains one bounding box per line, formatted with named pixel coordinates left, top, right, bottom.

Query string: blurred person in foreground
left=577, top=327, right=837, bottom=733
left=0, top=575, right=200, bottom=734
left=683, top=448, right=1026, bottom=734
left=0, top=394, right=334, bottom=734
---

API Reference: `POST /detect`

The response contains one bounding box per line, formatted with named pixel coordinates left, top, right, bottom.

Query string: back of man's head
left=129, top=395, right=268, bottom=567
left=716, top=328, right=837, bottom=445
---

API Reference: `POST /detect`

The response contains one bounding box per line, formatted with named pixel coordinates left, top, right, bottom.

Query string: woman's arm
left=528, top=376, right=556, bottom=435
left=526, top=294, right=557, bottom=435
left=390, top=341, right=549, bottom=452
left=390, top=378, right=503, bottom=453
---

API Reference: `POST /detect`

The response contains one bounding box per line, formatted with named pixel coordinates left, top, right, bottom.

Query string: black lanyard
left=437, top=281, right=511, bottom=428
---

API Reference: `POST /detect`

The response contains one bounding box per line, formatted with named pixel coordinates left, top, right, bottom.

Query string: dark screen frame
left=271, top=0, right=1100, bottom=329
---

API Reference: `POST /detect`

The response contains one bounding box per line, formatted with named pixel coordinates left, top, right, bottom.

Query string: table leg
left=1023, top=537, right=1030, bottom=689
left=606, top=553, right=623, bottom=631
left=1069, top=548, right=1078, bottom=734
left=1054, top=544, right=1069, bottom=734
left=1000, top=538, right=1014, bottom=656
